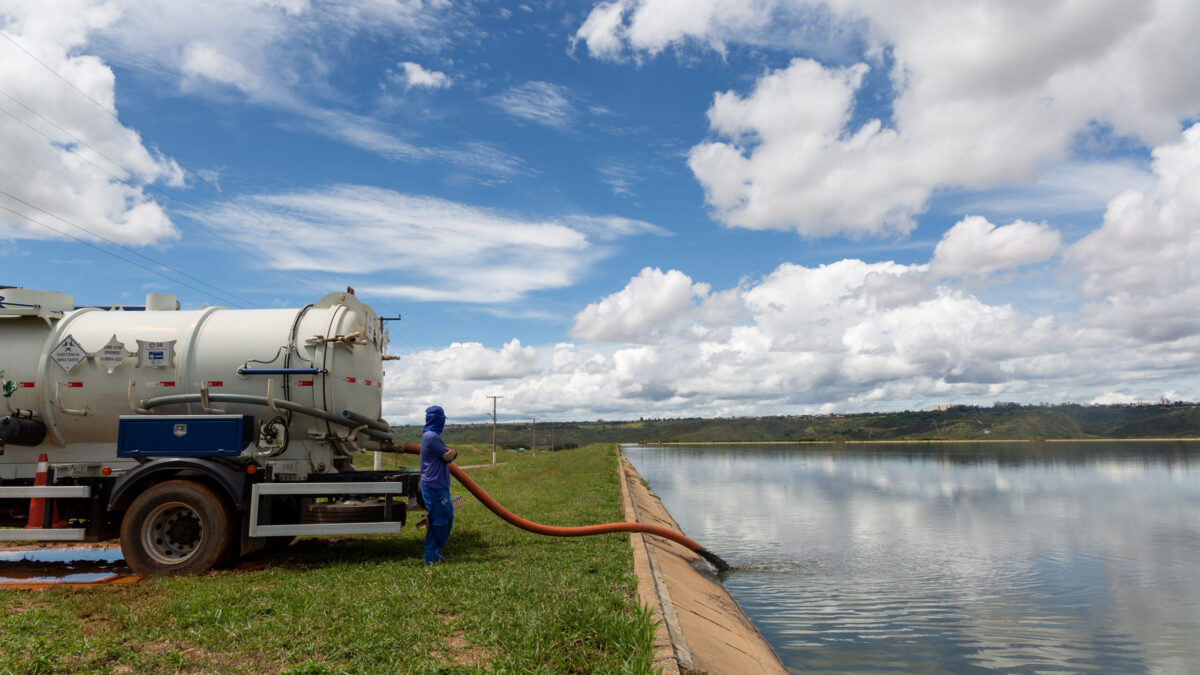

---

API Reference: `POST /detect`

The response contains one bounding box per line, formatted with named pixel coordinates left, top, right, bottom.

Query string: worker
left=419, top=405, right=457, bottom=565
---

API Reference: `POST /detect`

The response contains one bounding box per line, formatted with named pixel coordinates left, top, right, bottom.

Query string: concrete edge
left=619, top=451, right=685, bottom=674
left=618, top=451, right=788, bottom=675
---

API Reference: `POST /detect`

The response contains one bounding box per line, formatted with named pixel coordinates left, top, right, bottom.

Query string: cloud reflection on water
left=624, top=442, right=1200, bottom=673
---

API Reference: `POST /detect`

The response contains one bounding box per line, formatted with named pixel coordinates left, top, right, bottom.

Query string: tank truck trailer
left=0, top=286, right=426, bottom=577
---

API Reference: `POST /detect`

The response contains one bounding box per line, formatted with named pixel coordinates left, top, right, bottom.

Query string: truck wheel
left=119, top=480, right=238, bottom=577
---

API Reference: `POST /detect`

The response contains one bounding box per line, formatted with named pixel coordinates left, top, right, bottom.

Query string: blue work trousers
left=420, top=483, right=454, bottom=565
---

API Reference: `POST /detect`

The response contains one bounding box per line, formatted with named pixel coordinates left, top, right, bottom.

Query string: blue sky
left=3, top=1, right=1199, bottom=423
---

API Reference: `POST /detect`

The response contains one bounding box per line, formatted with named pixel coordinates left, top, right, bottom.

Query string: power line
left=0, top=88, right=128, bottom=176
left=1, top=29, right=415, bottom=322
left=0, top=202, right=244, bottom=302
left=0, top=31, right=122, bottom=125
left=0, top=41, right=289, bottom=287
left=0, top=31, right=337, bottom=298
left=0, top=90, right=330, bottom=299
left=0, top=188, right=254, bottom=307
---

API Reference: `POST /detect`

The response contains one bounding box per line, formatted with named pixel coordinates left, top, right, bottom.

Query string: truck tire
left=119, top=480, right=239, bottom=577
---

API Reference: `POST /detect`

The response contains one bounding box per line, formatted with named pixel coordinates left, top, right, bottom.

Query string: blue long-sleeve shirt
left=419, top=405, right=452, bottom=488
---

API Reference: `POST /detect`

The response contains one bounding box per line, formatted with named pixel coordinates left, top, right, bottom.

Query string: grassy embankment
left=0, top=444, right=655, bottom=673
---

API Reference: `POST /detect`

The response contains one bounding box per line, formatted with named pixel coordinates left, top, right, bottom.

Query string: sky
left=2, top=0, right=1199, bottom=424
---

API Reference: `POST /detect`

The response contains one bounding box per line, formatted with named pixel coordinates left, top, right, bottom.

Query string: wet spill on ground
left=0, top=546, right=138, bottom=589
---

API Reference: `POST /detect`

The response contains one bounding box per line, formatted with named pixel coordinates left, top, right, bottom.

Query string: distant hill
left=391, top=402, right=1200, bottom=447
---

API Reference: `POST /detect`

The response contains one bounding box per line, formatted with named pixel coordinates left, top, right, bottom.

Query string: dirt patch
left=128, top=640, right=263, bottom=674
left=429, top=611, right=495, bottom=669
left=443, top=630, right=496, bottom=669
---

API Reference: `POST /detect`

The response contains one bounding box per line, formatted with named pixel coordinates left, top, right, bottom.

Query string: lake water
left=622, top=442, right=1200, bottom=673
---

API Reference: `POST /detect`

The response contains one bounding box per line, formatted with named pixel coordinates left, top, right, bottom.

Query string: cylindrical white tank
left=0, top=287, right=389, bottom=479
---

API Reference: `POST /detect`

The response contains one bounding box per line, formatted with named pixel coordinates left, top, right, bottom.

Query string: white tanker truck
left=0, top=286, right=422, bottom=576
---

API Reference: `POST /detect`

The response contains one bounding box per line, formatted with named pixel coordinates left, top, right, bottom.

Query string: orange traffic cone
left=25, top=453, right=66, bottom=529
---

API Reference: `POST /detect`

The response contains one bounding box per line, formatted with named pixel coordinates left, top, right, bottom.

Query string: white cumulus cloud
left=570, top=267, right=741, bottom=342
left=382, top=120, right=1200, bottom=422
left=1065, top=122, right=1200, bottom=342
left=430, top=340, right=538, bottom=381
left=688, top=58, right=920, bottom=236
left=583, top=0, right=1200, bottom=238
left=393, top=62, right=450, bottom=90
left=930, top=216, right=1061, bottom=279
left=0, top=0, right=183, bottom=245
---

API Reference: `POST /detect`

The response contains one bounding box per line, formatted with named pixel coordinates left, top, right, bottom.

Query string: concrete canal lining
left=618, top=452, right=786, bottom=675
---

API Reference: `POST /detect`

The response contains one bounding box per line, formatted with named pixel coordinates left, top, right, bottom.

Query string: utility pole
left=487, top=395, right=503, bottom=465
left=531, top=418, right=537, bottom=456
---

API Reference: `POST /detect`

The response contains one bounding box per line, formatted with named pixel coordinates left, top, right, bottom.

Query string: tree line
left=389, top=402, right=1200, bottom=446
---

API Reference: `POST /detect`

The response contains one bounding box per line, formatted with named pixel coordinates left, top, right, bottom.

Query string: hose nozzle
left=697, top=547, right=730, bottom=572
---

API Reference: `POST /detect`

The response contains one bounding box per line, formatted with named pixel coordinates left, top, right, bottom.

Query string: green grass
left=0, top=445, right=656, bottom=674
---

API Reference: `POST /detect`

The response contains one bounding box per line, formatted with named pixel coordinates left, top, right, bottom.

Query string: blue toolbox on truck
left=117, top=415, right=255, bottom=458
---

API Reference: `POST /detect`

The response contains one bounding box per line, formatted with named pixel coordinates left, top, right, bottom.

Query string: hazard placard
left=97, top=334, right=129, bottom=373
left=50, top=335, right=87, bottom=374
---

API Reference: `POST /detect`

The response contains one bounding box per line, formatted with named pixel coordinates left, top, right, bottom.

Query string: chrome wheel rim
left=141, top=501, right=203, bottom=566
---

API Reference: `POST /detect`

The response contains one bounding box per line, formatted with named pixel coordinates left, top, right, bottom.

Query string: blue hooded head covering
left=423, top=405, right=445, bottom=435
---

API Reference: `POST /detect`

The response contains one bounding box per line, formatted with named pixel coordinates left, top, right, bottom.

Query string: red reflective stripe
left=148, top=381, right=176, bottom=387
left=18, top=382, right=34, bottom=388
left=204, top=381, right=223, bottom=387
left=344, top=377, right=356, bottom=383
left=364, top=379, right=372, bottom=386
left=295, top=380, right=313, bottom=387
left=65, top=382, right=83, bottom=388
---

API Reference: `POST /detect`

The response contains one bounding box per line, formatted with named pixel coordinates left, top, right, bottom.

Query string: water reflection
left=0, top=547, right=133, bottom=586
left=624, top=442, right=1200, bottom=673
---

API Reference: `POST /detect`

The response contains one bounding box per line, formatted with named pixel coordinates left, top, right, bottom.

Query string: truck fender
left=107, top=458, right=249, bottom=512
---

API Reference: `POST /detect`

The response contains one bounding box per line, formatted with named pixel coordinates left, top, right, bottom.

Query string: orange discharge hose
left=396, top=444, right=729, bottom=571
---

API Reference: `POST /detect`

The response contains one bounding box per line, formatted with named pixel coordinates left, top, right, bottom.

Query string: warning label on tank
left=50, top=335, right=87, bottom=373
left=97, top=334, right=128, bottom=373
left=136, top=339, right=177, bottom=368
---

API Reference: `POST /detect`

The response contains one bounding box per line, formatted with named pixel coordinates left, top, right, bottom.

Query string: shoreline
left=617, top=451, right=786, bottom=674
left=626, top=437, right=1200, bottom=445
